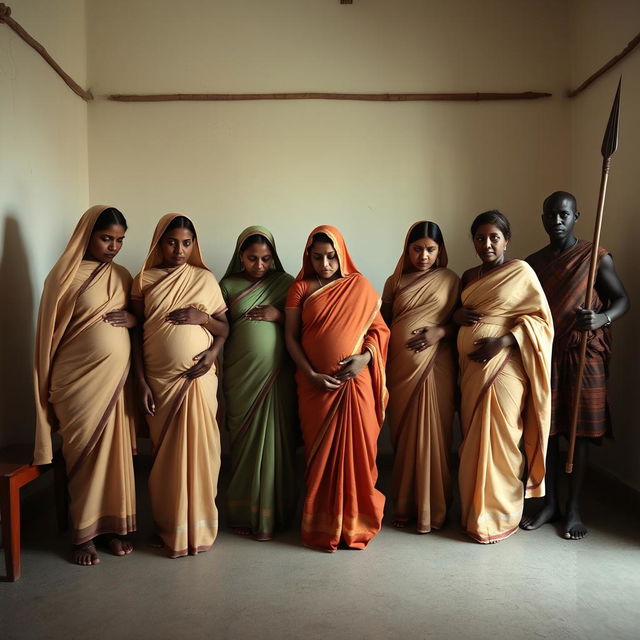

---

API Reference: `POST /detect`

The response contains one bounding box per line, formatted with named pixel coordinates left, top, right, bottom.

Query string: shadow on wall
left=0, top=215, right=35, bottom=448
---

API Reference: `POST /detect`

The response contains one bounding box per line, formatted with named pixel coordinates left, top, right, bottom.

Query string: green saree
left=220, top=226, right=297, bottom=539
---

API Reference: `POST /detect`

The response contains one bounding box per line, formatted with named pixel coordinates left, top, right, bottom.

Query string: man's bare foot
left=392, top=517, right=410, bottom=529
left=73, top=541, right=100, bottom=566
left=149, top=533, right=164, bottom=548
left=520, top=503, right=561, bottom=530
left=563, top=507, right=587, bottom=540
left=232, top=526, right=252, bottom=537
left=106, top=536, right=134, bottom=556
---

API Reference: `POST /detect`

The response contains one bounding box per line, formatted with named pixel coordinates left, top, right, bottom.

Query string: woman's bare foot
left=232, top=526, right=252, bottom=537
left=520, top=503, right=561, bottom=530
left=392, top=517, right=410, bottom=529
left=106, top=536, right=134, bottom=556
left=73, top=541, right=100, bottom=566
left=563, top=507, right=587, bottom=540
left=149, top=533, right=164, bottom=548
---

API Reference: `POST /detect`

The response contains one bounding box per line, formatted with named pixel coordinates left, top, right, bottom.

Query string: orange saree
left=286, top=226, right=389, bottom=551
left=384, top=229, right=459, bottom=532
left=33, top=206, right=136, bottom=544
left=132, top=214, right=226, bottom=557
left=457, top=260, right=553, bottom=543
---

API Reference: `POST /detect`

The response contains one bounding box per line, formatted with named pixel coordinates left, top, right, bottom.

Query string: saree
left=220, top=226, right=297, bottom=539
left=527, top=240, right=612, bottom=438
left=33, top=205, right=136, bottom=544
left=286, top=225, right=389, bottom=551
left=132, top=214, right=226, bottom=557
left=457, top=259, right=553, bottom=543
left=383, top=225, right=459, bottom=532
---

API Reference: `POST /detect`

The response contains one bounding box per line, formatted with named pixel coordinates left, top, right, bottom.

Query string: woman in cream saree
left=132, top=214, right=228, bottom=558
left=220, top=226, right=297, bottom=541
left=34, top=206, right=137, bottom=565
left=285, top=226, right=389, bottom=552
left=455, top=211, right=553, bottom=543
left=382, top=221, right=459, bottom=533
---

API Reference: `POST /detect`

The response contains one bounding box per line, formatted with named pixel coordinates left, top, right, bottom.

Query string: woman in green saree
left=220, top=226, right=298, bottom=541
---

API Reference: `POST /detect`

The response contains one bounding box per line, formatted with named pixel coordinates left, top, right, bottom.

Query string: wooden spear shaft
left=565, top=79, right=621, bottom=473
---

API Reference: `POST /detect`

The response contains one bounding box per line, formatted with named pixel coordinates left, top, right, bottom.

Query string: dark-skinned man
left=521, top=190, right=629, bottom=540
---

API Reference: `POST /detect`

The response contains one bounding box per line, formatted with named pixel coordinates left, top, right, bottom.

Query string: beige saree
left=384, top=264, right=459, bottom=532
left=33, top=206, right=136, bottom=544
left=132, top=214, right=225, bottom=557
left=457, top=260, right=553, bottom=543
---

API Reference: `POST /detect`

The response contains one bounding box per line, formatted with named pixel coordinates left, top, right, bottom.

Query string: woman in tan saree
left=132, top=214, right=228, bottom=558
left=34, top=206, right=137, bottom=566
left=382, top=221, right=459, bottom=533
left=454, top=210, right=553, bottom=543
left=285, top=226, right=389, bottom=552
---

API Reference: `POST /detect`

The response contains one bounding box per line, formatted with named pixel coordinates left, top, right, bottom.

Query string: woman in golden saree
left=34, top=206, right=137, bottom=566
left=381, top=221, right=459, bottom=533
left=220, top=226, right=297, bottom=541
left=454, top=210, right=553, bottom=543
left=131, top=214, right=228, bottom=558
left=285, top=226, right=389, bottom=552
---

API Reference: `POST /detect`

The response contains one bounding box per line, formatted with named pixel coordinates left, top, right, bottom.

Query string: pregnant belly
left=302, top=331, right=357, bottom=375
left=144, top=324, right=212, bottom=378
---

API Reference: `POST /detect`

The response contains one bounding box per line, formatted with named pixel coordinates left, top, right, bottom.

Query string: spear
left=566, top=77, right=621, bottom=473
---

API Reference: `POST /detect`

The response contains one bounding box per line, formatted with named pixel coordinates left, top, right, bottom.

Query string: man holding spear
left=521, top=189, right=629, bottom=539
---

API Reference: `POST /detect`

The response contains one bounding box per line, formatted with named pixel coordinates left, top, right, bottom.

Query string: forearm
left=204, top=313, right=229, bottom=338
left=285, top=333, right=315, bottom=378
left=602, top=295, right=630, bottom=323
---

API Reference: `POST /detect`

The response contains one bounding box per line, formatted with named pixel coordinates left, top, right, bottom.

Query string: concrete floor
left=2, top=455, right=640, bottom=640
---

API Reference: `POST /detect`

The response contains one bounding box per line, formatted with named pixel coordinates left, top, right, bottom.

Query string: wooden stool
left=0, top=444, right=67, bottom=581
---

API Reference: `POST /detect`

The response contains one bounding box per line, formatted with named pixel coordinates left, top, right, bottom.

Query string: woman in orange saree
left=285, top=226, right=389, bottom=551
left=381, top=221, right=459, bottom=534
left=131, top=214, right=228, bottom=558
left=34, top=206, right=137, bottom=566
left=454, top=211, right=553, bottom=544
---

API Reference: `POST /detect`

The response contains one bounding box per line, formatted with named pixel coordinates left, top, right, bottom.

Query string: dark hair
left=93, top=207, right=127, bottom=232
left=543, top=190, right=577, bottom=212
left=470, top=210, right=511, bottom=241
left=240, top=234, right=273, bottom=253
left=163, top=215, right=196, bottom=238
left=407, top=221, right=445, bottom=248
left=308, top=232, right=334, bottom=251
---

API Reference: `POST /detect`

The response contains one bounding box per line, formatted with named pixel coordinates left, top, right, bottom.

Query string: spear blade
left=601, top=77, right=621, bottom=159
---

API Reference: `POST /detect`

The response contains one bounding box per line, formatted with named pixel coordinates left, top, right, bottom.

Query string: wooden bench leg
left=0, top=475, right=21, bottom=581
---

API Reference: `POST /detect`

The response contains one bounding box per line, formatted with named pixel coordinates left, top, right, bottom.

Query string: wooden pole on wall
left=108, top=91, right=552, bottom=103
left=0, top=3, right=93, bottom=101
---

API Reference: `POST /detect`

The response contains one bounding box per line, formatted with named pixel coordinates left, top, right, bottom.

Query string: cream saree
left=385, top=266, right=459, bottom=532
left=132, top=214, right=225, bottom=557
left=33, top=206, right=136, bottom=544
left=457, top=260, right=553, bottom=543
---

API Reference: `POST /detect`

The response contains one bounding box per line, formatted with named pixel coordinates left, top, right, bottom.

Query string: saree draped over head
left=33, top=205, right=136, bottom=544
left=457, top=259, right=553, bottom=543
left=383, top=222, right=460, bottom=532
left=527, top=240, right=612, bottom=438
left=286, top=225, right=389, bottom=551
left=220, top=226, right=297, bottom=539
left=132, top=213, right=226, bottom=557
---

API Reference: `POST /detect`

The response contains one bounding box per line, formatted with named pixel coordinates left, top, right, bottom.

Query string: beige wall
left=568, top=0, right=640, bottom=489
left=0, top=0, right=88, bottom=447
left=86, top=0, right=570, bottom=285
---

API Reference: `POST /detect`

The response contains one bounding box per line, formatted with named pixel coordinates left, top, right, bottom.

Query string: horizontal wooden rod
left=108, top=91, right=552, bottom=103
left=568, top=31, right=640, bottom=98
left=0, top=3, right=93, bottom=101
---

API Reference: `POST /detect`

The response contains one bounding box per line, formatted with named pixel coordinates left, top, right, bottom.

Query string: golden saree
left=33, top=206, right=136, bottom=544
left=384, top=231, right=459, bottom=532
left=220, top=226, right=297, bottom=539
left=286, top=225, right=389, bottom=551
left=457, top=260, right=553, bottom=543
left=132, top=214, right=226, bottom=557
